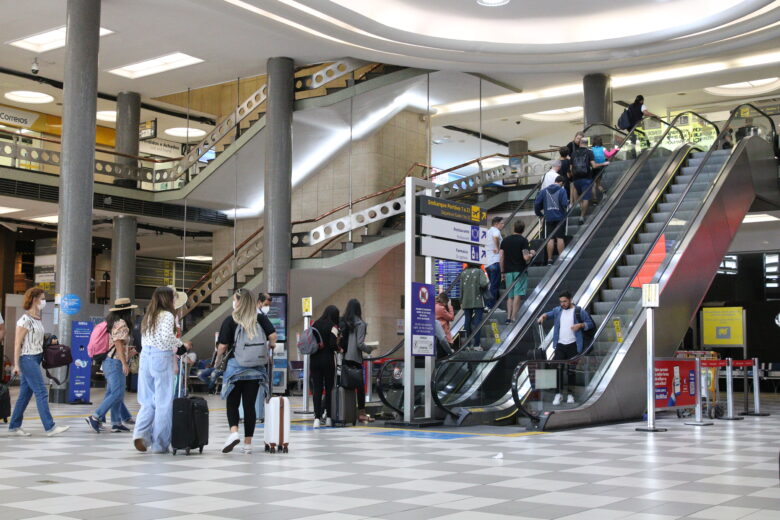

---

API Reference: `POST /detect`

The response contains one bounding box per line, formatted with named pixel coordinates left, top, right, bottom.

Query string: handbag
left=42, top=343, right=73, bottom=385
left=339, top=360, right=364, bottom=390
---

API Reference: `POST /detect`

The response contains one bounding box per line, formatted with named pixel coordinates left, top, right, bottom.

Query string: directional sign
left=419, top=215, right=487, bottom=245
left=419, top=236, right=487, bottom=264
left=417, top=196, right=487, bottom=226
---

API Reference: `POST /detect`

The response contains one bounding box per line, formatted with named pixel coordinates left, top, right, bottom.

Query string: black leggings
left=310, top=365, right=334, bottom=419
left=227, top=379, right=260, bottom=438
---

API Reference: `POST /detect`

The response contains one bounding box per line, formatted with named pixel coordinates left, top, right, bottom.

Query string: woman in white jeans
left=133, top=286, right=191, bottom=453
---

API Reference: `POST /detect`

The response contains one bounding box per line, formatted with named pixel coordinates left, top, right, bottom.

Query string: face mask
left=38, top=300, right=47, bottom=310
left=261, top=306, right=270, bottom=315
left=232, top=300, right=238, bottom=311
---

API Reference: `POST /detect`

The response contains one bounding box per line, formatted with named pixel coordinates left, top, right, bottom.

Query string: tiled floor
left=1, top=389, right=779, bottom=520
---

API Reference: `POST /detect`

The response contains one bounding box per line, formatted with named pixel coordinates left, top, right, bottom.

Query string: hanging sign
left=419, top=215, right=487, bottom=245
left=419, top=236, right=486, bottom=264
left=417, top=196, right=487, bottom=226
left=139, top=119, right=157, bottom=141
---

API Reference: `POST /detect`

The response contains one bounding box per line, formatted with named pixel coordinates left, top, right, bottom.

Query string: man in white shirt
left=484, top=217, right=504, bottom=308
left=541, top=160, right=562, bottom=191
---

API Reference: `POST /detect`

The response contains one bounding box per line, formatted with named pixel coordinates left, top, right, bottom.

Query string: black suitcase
left=0, top=378, right=12, bottom=423
left=331, top=354, right=357, bottom=427
left=172, top=358, right=209, bottom=455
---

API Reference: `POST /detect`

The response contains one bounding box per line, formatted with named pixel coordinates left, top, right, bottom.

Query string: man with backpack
left=570, top=144, right=603, bottom=224
left=534, top=176, right=569, bottom=266
left=537, top=291, right=596, bottom=406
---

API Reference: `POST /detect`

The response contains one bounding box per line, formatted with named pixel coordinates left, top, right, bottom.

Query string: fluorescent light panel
left=96, top=110, right=117, bottom=122
left=8, top=26, right=113, bottom=53
left=177, top=255, right=213, bottom=262
left=165, top=127, right=207, bottom=138
left=108, top=52, right=203, bottom=79
left=31, top=215, right=59, bottom=224
left=0, top=206, right=22, bottom=215
left=743, top=214, right=779, bottom=224
left=4, top=90, right=54, bottom=104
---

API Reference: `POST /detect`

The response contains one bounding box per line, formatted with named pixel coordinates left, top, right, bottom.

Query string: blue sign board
left=411, top=282, right=436, bottom=356
left=61, top=293, right=81, bottom=315
left=68, top=321, right=93, bottom=404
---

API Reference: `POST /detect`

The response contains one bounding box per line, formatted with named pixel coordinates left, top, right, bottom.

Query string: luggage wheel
left=172, top=449, right=177, bottom=455
left=185, top=448, right=191, bottom=456
left=264, top=443, right=271, bottom=453
left=282, top=445, right=289, bottom=454
left=199, top=446, right=204, bottom=454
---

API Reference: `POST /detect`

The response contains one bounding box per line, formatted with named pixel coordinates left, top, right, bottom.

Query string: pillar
left=54, top=0, right=101, bottom=402
left=262, top=57, right=294, bottom=295
left=114, top=91, right=141, bottom=188
left=509, top=139, right=529, bottom=183
left=583, top=73, right=613, bottom=128
left=111, top=215, right=137, bottom=302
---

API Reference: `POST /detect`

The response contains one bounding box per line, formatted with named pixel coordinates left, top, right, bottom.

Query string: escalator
left=512, top=104, right=778, bottom=429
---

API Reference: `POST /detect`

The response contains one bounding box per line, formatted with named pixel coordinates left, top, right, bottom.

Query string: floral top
left=141, top=311, right=182, bottom=352
left=108, top=320, right=130, bottom=359
left=17, top=313, right=45, bottom=356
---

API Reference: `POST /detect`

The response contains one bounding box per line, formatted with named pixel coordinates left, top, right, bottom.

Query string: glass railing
left=512, top=109, right=746, bottom=421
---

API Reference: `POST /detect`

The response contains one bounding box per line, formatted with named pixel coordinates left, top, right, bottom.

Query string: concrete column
left=54, top=0, right=101, bottom=402
left=583, top=73, right=612, bottom=128
left=262, top=57, right=294, bottom=295
left=114, top=91, right=141, bottom=188
left=111, top=215, right=137, bottom=302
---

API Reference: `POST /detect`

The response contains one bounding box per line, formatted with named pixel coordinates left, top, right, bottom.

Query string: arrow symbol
left=481, top=230, right=487, bottom=239
left=481, top=250, right=486, bottom=259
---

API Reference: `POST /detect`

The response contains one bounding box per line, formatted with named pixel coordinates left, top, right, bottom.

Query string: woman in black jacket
left=310, top=305, right=340, bottom=428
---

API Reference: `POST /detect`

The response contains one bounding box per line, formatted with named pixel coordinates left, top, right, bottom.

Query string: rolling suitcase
left=264, top=358, right=290, bottom=453
left=172, top=357, right=209, bottom=455
left=331, top=354, right=358, bottom=427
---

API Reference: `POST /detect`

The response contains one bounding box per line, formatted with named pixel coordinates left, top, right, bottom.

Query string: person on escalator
left=570, top=143, right=601, bottom=224
left=500, top=220, right=535, bottom=325
left=310, top=305, right=341, bottom=428
left=460, top=264, right=488, bottom=349
left=537, top=291, right=596, bottom=406
left=435, top=293, right=455, bottom=344
left=557, top=147, right=574, bottom=200
left=534, top=176, right=568, bottom=266
left=485, top=216, right=505, bottom=308
left=589, top=136, right=611, bottom=201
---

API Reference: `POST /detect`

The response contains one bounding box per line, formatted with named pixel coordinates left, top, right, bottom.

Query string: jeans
left=553, top=342, right=578, bottom=394
left=485, top=263, right=501, bottom=308
left=197, top=367, right=222, bottom=391
left=118, top=402, right=132, bottom=422
left=463, top=307, right=484, bottom=348
left=95, top=357, right=126, bottom=426
left=133, top=347, right=174, bottom=453
left=8, top=353, right=55, bottom=432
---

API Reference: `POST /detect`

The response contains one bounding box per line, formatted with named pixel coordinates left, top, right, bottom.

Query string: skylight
left=108, top=52, right=203, bottom=79
left=7, top=26, right=113, bottom=53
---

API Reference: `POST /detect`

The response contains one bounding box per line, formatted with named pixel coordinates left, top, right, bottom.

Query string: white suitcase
left=264, top=396, right=290, bottom=454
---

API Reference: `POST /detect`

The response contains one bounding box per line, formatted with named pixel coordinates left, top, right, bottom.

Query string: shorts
left=573, top=179, right=593, bottom=201
left=545, top=220, right=565, bottom=240
left=505, top=272, right=528, bottom=298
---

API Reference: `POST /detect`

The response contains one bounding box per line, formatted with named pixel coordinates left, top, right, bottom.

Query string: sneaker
left=111, top=424, right=132, bottom=433
left=123, top=417, right=136, bottom=425
left=85, top=416, right=101, bottom=433
left=567, top=394, right=575, bottom=404
left=578, top=218, right=585, bottom=225
left=504, top=319, right=512, bottom=325
left=324, top=417, right=332, bottom=427
left=241, top=445, right=253, bottom=454
left=552, top=393, right=562, bottom=406
left=222, top=431, right=241, bottom=453
left=133, top=438, right=148, bottom=452
left=7, top=428, right=31, bottom=437
left=46, top=425, right=70, bottom=437
left=312, top=418, right=321, bottom=429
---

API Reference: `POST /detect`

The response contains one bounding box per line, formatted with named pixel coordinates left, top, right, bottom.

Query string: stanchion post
left=685, top=356, right=713, bottom=427
left=636, top=290, right=667, bottom=432
left=742, top=357, right=770, bottom=417
left=365, top=359, right=373, bottom=403
left=720, top=358, right=743, bottom=421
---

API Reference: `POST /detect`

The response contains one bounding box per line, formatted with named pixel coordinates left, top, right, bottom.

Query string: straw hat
left=109, top=297, right=139, bottom=312
left=168, top=286, right=188, bottom=310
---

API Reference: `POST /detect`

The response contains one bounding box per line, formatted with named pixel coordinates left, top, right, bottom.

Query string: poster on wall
left=68, top=321, right=93, bottom=404
left=701, top=307, right=744, bottom=347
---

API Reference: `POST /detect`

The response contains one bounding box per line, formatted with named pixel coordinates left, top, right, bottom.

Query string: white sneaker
left=222, top=431, right=241, bottom=453
left=46, top=425, right=70, bottom=437
left=241, top=445, right=252, bottom=454
left=567, top=394, right=575, bottom=404
left=324, top=417, right=332, bottom=427
left=313, top=418, right=321, bottom=429
left=8, top=428, right=31, bottom=437
left=552, top=393, right=562, bottom=406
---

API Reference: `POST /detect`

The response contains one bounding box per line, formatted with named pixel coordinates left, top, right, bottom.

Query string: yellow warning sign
left=613, top=318, right=624, bottom=343
left=702, top=307, right=744, bottom=346
left=301, top=297, right=313, bottom=317
left=491, top=321, right=501, bottom=344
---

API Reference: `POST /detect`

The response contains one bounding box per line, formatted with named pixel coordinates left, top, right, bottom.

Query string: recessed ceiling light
left=743, top=213, right=779, bottom=224
left=164, top=127, right=207, bottom=139
left=96, top=110, right=117, bottom=122
left=704, top=77, right=780, bottom=97
left=0, top=206, right=22, bottom=215
left=523, top=106, right=583, bottom=122
left=477, top=0, right=511, bottom=6
left=7, top=26, right=113, bottom=53
left=4, top=90, right=54, bottom=104
left=108, top=52, right=203, bottom=79
left=31, top=215, right=59, bottom=224
left=176, top=255, right=213, bottom=262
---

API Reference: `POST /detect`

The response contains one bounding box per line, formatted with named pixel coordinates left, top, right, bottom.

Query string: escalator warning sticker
left=491, top=321, right=501, bottom=344
left=613, top=318, right=624, bottom=343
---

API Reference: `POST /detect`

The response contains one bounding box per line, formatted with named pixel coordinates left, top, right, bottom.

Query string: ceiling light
left=0, top=206, right=22, bottom=215
left=7, top=26, right=113, bottom=53
left=31, top=215, right=59, bottom=224
left=613, top=62, right=728, bottom=88
left=704, top=77, right=780, bottom=97
left=176, top=255, right=213, bottom=262
left=523, top=106, right=583, bottom=122
left=477, top=0, right=511, bottom=6
left=4, top=90, right=54, bottom=104
left=164, top=127, right=207, bottom=139
left=96, top=110, right=117, bottom=122
left=108, top=52, right=203, bottom=79
left=743, top=214, right=779, bottom=224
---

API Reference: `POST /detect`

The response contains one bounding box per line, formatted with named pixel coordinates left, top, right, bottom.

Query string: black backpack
left=617, top=108, right=632, bottom=130
left=575, top=306, right=596, bottom=352
left=571, top=148, right=591, bottom=179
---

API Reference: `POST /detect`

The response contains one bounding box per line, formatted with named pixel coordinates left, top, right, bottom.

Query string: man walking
left=484, top=217, right=504, bottom=308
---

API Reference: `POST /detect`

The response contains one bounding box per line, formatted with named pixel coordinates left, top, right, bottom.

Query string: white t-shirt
left=641, top=104, right=648, bottom=114
left=541, top=169, right=559, bottom=191
left=558, top=308, right=576, bottom=345
left=485, top=226, right=503, bottom=266
left=17, top=313, right=45, bottom=356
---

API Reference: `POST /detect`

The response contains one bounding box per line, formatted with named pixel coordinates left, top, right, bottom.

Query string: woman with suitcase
left=214, top=288, right=276, bottom=454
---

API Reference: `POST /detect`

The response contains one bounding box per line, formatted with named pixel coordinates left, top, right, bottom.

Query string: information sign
left=61, top=293, right=82, bottom=315
left=419, top=236, right=486, bottom=264
left=419, top=215, right=487, bottom=245
left=654, top=358, right=697, bottom=409
left=301, top=297, right=312, bottom=317
left=702, top=307, right=744, bottom=346
left=411, top=282, right=436, bottom=356
left=417, top=196, right=487, bottom=226
left=139, top=119, right=157, bottom=141
left=68, top=321, right=93, bottom=404
left=267, top=293, right=288, bottom=343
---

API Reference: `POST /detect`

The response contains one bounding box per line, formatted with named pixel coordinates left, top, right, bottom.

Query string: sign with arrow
left=417, top=196, right=487, bottom=226
left=419, top=236, right=487, bottom=264
left=419, top=215, right=487, bottom=245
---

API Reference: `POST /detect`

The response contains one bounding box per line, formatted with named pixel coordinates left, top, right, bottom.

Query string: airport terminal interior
left=1, top=0, right=780, bottom=519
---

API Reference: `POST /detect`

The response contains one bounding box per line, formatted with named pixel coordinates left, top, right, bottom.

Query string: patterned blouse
left=17, top=313, right=45, bottom=356
left=141, top=311, right=182, bottom=352
left=108, top=320, right=130, bottom=359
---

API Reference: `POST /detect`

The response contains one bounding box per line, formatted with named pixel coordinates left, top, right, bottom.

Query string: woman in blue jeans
left=8, top=287, right=69, bottom=437
left=133, top=287, right=191, bottom=453
left=85, top=298, right=137, bottom=433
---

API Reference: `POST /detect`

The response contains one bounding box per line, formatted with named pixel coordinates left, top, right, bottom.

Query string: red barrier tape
left=732, top=359, right=755, bottom=368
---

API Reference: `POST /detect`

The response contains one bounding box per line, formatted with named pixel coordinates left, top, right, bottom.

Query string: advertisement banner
left=267, top=293, right=288, bottom=343
left=411, top=282, right=436, bottom=356
left=68, top=321, right=93, bottom=404
left=654, top=359, right=697, bottom=410
left=702, top=307, right=744, bottom=346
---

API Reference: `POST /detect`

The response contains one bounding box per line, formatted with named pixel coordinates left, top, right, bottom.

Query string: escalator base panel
left=383, top=419, right=445, bottom=428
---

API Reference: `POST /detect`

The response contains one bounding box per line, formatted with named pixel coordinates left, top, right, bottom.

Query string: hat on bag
left=109, top=297, right=139, bottom=312
left=167, top=286, right=188, bottom=310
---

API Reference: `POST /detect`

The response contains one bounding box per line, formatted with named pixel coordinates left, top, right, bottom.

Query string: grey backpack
left=233, top=322, right=268, bottom=368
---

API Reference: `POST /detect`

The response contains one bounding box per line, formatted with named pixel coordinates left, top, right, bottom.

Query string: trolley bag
left=264, top=357, right=290, bottom=453
left=172, top=357, right=209, bottom=455
left=331, top=354, right=357, bottom=427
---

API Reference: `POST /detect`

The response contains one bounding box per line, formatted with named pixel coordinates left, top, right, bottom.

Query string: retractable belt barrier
left=688, top=357, right=769, bottom=425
